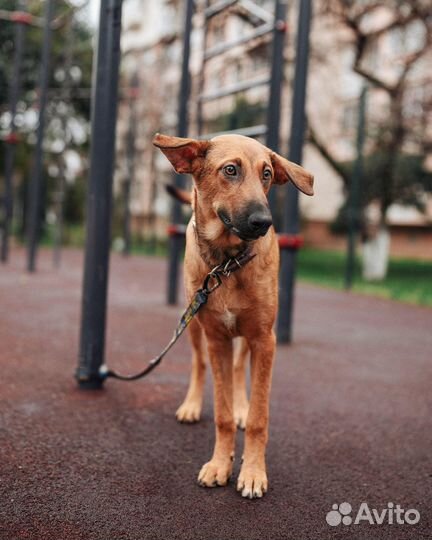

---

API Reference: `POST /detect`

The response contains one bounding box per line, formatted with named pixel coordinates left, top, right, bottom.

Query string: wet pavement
left=1, top=248, right=431, bottom=540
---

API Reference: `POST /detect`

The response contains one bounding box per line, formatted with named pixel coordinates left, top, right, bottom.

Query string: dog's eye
left=223, top=164, right=237, bottom=177
left=263, top=169, right=272, bottom=181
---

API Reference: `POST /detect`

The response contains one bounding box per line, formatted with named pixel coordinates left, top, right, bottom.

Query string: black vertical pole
left=26, top=0, right=54, bottom=272
left=53, top=14, right=74, bottom=269
left=76, top=0, right=123, bottom=389
left=345, top=86, right=367, bottom=289
left=53, top=156, right=66, bottom=268
left=1, top=5, right=27, bottom=263
left=196, top=0, right=210, bottom=137
left=277, top=0, right=312, bottom=343
left=167, top=0, right=194, bottom=305
left=122, top=180, right=131, bottom=255
left=266, top=0, right=288, bottom=228
left=123, top=74, right=138, bottom=256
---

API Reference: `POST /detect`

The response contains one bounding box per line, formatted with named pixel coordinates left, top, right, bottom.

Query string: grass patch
left=297, top=247, right=432, bottom=307
left=130, top=239, right=169, bottom=258
left=39, top=224, right=169, bottom=257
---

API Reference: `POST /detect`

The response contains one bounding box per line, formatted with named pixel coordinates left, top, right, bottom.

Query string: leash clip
left=203, top=270, right=222, bottom=293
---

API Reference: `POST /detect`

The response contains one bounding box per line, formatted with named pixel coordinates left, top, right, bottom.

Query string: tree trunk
left=362, top=201, right=391, bottom=282
left=362, top=226, right=390, bottom=281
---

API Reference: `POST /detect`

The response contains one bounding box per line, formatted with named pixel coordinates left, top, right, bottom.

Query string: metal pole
left=53, top=14, right=74, bottom=269
left=123, top=74, right=138, bottom=256
left=266, top=0, right=288, bottom=226
left=77, top=0, right=123, bottom=389
left=53, top=157, right=66, bottom=268
left=196, top=0, right=210, bottom=137
left=167, top=0, right=194, bottom=305
left=1, top=6, right=27, bottom=263
left=345, top=86, right=367, bottom=289
left=26, top=0, right=54, bottom=272
left=122, top=179, right=131, bottom=255
left=277, top=0, right=312, bottom=343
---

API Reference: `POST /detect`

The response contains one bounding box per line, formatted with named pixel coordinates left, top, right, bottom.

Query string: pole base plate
left=75, top=368, right=105, bottom=390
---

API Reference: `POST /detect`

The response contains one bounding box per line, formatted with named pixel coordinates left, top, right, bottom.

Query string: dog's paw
left=237, top=465, right=268, bottom=499
left=234, top=401, right=249, bottom=430
left=176, top=399, right=202, bottom=423
left=198, top=459, right=233, bottom=487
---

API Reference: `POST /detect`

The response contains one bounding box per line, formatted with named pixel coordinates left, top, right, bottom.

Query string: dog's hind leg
left=233, top=338, right=249, bottom=430
left=176, top=317, right=206, bottom=423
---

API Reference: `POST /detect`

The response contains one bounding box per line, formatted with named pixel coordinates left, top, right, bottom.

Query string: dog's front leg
left=237, top=330, right=275, bottom=498
left=233, top=337, right=249, bottom=430
left=198, top=332, right=235, bottom=487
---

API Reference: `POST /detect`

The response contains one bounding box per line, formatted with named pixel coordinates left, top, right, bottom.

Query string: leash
left=99, top=249, right=256, bottom=382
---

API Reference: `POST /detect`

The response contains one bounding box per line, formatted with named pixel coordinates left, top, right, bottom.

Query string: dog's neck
left=192, top=189, right=251, bottom=268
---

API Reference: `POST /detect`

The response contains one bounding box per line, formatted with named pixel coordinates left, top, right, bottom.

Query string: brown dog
left=153, top=133, right=314, bottom=498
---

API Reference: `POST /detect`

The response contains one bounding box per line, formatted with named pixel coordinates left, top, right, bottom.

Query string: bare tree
left=308, top=0, right=432, bottom=277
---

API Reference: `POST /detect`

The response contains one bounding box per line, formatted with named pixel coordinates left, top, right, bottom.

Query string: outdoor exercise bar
left=1, top=2, right=30, bottom=263
left=77, top=0, right=124, bottom=389
left=26, top=0, right=54, bottom=272
left=167, top=0, right=287, bottom=305
left=166, top=0, right=195, bottom=305
left=266, top=0, right=288, bottom=223
left=122, top=73, right=140, bottom=257
left=277, top=0, right=312, bottom=343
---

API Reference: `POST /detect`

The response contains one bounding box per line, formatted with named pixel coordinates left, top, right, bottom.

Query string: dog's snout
left=222, top=202, right=273, bottom=241
left=248, top=211, right=273, bottom=235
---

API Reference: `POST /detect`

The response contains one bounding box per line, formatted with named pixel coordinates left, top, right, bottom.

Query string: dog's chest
left=220, top=309, right=236, bottom=330
left=215, top=285, right=247, bottom=331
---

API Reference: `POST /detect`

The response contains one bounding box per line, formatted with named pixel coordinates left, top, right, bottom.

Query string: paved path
left=0, top=249, right=431, bottom=540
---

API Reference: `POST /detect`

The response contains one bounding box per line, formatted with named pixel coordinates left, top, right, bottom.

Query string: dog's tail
left=165, top=184, right=192, bottom=205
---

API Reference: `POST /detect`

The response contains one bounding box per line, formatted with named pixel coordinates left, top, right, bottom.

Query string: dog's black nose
left=248, top=211, right=273, bottom=235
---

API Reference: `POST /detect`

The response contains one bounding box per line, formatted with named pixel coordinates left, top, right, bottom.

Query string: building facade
left=115, top=0, right=432, bottom=256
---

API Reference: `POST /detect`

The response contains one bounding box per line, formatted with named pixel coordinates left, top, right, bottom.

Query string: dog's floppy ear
left=270, top=152, right=314, bottom=196
left=153, top=133, right=209, bottom=174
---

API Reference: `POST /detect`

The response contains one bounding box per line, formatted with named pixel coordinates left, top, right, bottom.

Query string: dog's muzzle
left=218, top=205, right=273, bottom=241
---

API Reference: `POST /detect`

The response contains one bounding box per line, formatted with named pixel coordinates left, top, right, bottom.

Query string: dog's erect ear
left=153, top=133, right=209, bottom=174
left=270, top=152, right=314, bottom=196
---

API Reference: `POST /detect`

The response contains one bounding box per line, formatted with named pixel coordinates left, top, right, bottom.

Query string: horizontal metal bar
left=238, top=0, right=274, bottom=23
left=204, top=0, right=238, bottom=19
left=199, top=76, right=270, bottom=102
left=0, top=9, right=42, bottom=25
left=204, top=22, right=273, bottom=60
left=201, top=124, right=268, bottom=139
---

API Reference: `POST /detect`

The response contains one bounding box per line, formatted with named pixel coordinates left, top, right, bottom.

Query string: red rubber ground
left=0, top=248, right=431, bottom=540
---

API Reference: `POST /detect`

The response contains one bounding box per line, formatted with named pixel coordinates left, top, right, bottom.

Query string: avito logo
left=326, top=502, right=420, bottom=526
